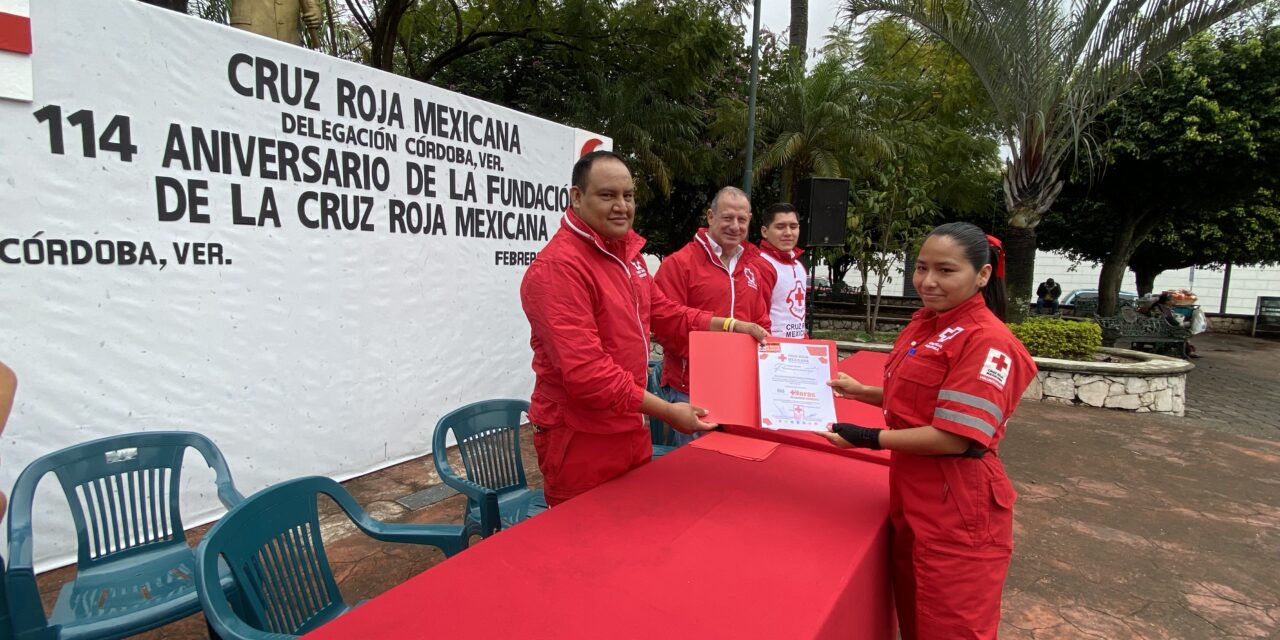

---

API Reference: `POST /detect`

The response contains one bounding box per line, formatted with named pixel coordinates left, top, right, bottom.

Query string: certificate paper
left=758, top=341, right=838, bottom=432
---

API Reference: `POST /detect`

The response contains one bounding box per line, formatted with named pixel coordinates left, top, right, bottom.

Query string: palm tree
left=844, top=0, right=1265, bottom=316
left=745, top=58, right=891, bottom=201
left=792, top=0, right=809, bottom=56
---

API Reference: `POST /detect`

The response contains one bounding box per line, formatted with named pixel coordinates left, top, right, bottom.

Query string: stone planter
left=834, top=342, right=1193, bottom=416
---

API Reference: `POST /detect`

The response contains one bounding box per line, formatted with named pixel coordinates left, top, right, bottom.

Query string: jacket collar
left=694, top=228, right=758, bottom=272
left=758, top=239, right=804, bottom=263
left=911, top=291, right=989, bottom=327
left=562, top=207, right=646, bottom=263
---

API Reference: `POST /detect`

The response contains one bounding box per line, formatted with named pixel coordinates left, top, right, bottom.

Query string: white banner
left=0, top=0, right=608, bottom=569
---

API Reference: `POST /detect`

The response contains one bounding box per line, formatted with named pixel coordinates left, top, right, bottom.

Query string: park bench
left=1094, top=307, right=1191, bottom=357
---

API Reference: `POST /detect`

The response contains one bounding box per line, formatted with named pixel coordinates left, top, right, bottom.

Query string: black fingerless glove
left=832, top=423, right=882, bottom=449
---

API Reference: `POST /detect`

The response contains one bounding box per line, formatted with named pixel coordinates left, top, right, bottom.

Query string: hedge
left=1007, top=317, right=1102, bottom=361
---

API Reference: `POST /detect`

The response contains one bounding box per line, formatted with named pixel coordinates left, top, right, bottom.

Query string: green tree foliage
left=814, top=20, right=1001, bottom=299
left=1038, top=19, right=1280, bottom=310
left=421, top=0, right=749, bottom=255
left=844, top=0, right=1265, bottom=318
left=734, top=56, right=890, bottom=202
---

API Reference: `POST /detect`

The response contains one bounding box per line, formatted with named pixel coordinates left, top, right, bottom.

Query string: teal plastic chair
left=647, top=360, right=680, bottom=458
left=1, top=551, right=13, bottom=640
left=5, top=431, right=244, bottom=640
left=432, top=399, right=545, bottom=537
left=194, top=475, right=475, bottom=640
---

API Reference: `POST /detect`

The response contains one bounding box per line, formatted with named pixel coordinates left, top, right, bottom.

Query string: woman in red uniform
left=821, top=222, right=1037, bottom=639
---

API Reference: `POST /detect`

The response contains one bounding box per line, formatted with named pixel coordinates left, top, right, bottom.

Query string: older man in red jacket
left=652, top=186, right=772, bottom=445
left=520, top=152, right=766, bottom=506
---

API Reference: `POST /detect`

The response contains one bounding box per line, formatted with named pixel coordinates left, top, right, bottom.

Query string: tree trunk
left=1097, top=217, right=1142, bottom=317
left=1002, top=222, right=1037, bottom=323
left=1132, top=266, right=1160, bottom=297
left=860, top=265, right=872, bottom=333
left=789, top=0, right=808, bottom=58
left=369, top=1, right=412, bottom=72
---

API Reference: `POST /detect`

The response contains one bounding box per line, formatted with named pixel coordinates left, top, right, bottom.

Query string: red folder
left=689, top=333, right=838, bottom=429
left=690, top=332, right=891, bottom=463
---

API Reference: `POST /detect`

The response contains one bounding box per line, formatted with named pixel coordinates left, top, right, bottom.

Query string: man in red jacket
left=521, top=152, right=766, bottom=506
left=652, top=186, right=772, bottom=445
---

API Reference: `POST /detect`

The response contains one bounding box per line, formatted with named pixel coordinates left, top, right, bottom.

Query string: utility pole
left=742, top=0, right=762, bottom=195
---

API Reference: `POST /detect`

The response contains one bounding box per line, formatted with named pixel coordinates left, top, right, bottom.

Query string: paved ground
left=1182, top=332, right=1280, bottom=438
left=27, top=332, right=1280, bottom=639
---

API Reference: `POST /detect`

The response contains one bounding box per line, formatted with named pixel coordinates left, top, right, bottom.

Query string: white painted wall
left=820, top=250, right=1279, bottom=315
left=1031, top=252, right=1280, bottom=315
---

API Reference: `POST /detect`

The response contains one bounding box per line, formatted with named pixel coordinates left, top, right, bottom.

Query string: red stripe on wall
left=0, top=12, right=32, bottom=55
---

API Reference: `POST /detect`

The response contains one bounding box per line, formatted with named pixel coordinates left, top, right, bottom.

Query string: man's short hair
left=709, top=186, right=749, bottom=213
left=761, top=202, right=798, bottom=226
left=572, top=150, right=628, bottom=191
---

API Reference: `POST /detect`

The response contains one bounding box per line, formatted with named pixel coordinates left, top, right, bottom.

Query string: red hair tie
left=985, top=234, right=1005, bottom=279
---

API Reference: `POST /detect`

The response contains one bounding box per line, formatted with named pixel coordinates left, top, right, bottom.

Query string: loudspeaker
left=794, top=177, right=850, bottom=247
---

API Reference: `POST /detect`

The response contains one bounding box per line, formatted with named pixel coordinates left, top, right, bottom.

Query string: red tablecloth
left=303, top=433, right=894, bottom=640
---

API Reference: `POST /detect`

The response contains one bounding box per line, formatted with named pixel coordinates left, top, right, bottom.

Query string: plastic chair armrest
left=352, top=520, right=471, bottom=557
left=435, top=471, right=502, bottom=536
left=187, top=434, right=246, bottom=508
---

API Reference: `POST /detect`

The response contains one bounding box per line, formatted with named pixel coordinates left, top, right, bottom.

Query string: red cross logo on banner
left=0, top=12, right=30, bottom=54
left=0, top=3, right=33, bottom=102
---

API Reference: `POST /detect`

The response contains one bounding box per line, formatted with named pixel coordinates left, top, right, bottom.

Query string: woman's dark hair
left=1155, top=292, right=1172, bottom=305
left=926, top=222, right=1007, bottom=320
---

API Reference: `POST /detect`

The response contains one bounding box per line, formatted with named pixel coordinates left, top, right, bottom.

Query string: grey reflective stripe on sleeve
left=933, top=408, right=997, bottom=437
left=938, top=389, right=1004, bottom=425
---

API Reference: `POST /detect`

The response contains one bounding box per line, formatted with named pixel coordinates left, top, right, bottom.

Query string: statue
left=230, top=0, right=323, bottom=47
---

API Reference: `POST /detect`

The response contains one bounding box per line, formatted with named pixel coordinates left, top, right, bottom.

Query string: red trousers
left=890, top=453, right=1017, bottom=639
left=534, top=426, right=652, bottom=506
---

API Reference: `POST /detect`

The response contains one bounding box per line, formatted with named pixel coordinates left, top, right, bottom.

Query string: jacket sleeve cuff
left=626, top=383, right=646, bottom=413
left=693, top=310, right=713, bottom=332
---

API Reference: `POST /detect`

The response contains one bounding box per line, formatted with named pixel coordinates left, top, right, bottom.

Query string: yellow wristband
left=722, top=317, right=733, bottom=332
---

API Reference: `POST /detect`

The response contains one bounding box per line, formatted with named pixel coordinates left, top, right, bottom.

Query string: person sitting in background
left=1035, top=278, right=1061, bottom=314
left=1148, top=293, right=1200, bottom=358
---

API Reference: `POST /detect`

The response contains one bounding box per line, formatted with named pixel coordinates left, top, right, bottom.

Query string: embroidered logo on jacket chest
left=924, top=326, right=964, bottom=352
left=631, top=259, right=648, bottom=278
left=744, top=266, right=758, bottom=289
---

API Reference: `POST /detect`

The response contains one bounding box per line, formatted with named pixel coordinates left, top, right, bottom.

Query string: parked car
left=807, top=276, right=832, bottom=294
left=1060, top=289, right=1138, bottom=307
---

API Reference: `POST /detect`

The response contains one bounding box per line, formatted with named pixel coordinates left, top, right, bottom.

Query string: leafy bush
left=1007, top=317, right=1102, bottom=361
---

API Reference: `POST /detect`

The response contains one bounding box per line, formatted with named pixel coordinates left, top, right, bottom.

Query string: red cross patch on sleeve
left=979, top=348, right=1012, bottom=389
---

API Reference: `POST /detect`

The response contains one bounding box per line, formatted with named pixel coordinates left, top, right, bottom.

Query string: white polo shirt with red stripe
left=757, top=241, right=808, bottom=339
